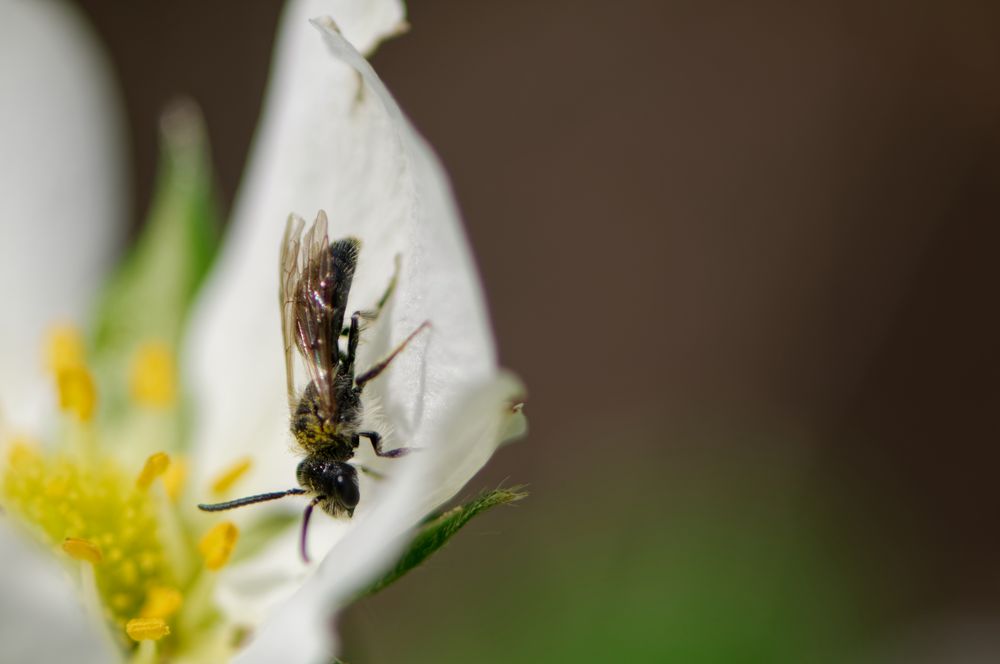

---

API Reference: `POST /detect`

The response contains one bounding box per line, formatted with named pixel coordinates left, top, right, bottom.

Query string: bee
left=198, top=211, right=428, bottom=561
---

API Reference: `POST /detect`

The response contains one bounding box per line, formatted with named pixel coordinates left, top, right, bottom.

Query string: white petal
left=299, top=0, right=406, bottom=56
left=186, top=0, right=407, bottom=505
left=304, top=14, right=519, bottom=536
left=0, top=521, right=117, bottom=663
left=185, top=0, right=410, bottom=653
left=236, top=19, right=524, bottom=663
left=0, top=0, right=127, bottom=435
left=215, top=515, right=346, bottom=626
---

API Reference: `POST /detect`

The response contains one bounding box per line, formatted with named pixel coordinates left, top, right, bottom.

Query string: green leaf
left=359, top=487, right=527, bottom=599
left=92, top=99, right=219, bottom=356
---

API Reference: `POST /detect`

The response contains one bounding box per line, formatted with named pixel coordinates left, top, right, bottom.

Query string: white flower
left=0, top=0, right=126, bottom=436
left=0, top=1, right=126, bottom=662
left=0, top=1, right=524, bottom=663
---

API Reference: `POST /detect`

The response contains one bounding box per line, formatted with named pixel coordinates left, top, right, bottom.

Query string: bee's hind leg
left=339, top=255, right=400, bottom=338
left=354, top=431, right=416, bottom=458
left=354, top=321, right=430, bottom=390
left=338, top=258, right=403, bottom=365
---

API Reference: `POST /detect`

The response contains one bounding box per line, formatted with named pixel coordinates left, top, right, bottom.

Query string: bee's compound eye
left=334, top=472, right=360, bottom=509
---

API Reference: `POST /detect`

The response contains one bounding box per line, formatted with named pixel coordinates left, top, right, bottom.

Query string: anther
left=210, top=457, right=253, bottom=495
left=6, top=440, right=40, bottom=468
left=56, top=367, right=96, bottom=422
left=126, top=617, right=171, bottom=641
left=136, top=452, right=171, bottom=490
left=62, top=537, right=102, bottom=564
left=163, top=458, right=187, bottom=501
left=199, top=521, right=239, bottom=570
left=140, top=586, right=183, bottom=619
left=44, top=325, right=85, bottom=375
left=130, top=342, right=176, bottom=408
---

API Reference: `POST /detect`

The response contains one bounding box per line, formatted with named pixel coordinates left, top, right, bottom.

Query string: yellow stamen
left=162, top=457, right=187, bottom=502
left=199, top=522, right=239, bottom=571
left=62, top=537, right=102, bottom=564
left=3, top=452, right=172, bottom=635
left=45, top=324, right=96, bottom=421
left=44, top=325, right=85, bottom=375
left=126, top=617, right=170, bottom=642
left=56, top=366, right=96, bottom=422
left=140, top=586, right=183, bottom=619
left=210, top=457, right=252, bottom=496
left=6, top=439, right=40, bottom=468
left=130, top=342, right=176, bottom=408
left=136, top=452, right=170, bottom=490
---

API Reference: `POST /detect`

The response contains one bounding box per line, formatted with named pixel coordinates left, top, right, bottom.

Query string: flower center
left=3, top=445, right=174, bottom=631
left=0, top=326, right=243, bottom=659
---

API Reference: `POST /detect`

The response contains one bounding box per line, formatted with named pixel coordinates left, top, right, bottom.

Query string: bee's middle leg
left=354, top=431, right=414, bottom=458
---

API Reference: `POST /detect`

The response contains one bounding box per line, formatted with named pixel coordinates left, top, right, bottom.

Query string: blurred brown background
left=74, top=0, right=1000, bottom=661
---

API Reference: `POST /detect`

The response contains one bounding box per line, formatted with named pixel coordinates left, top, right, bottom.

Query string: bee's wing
left=279, top=214, right=306, bottom=410
left=283, top=211, right=343, bottom=418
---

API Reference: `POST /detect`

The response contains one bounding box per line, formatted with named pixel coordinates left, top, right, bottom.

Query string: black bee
left=198, top=211, right=428, bottom=561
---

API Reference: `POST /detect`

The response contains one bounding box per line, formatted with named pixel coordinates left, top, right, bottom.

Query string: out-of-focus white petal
left=0, top=0, right=127, bottom=435
left=235, top=18, right=523, bottom=663
left=0, top=522, right=117, bottom=663
left=215, top=516, right=345, bottom=626
left=186, top=0, right=406, bottom=506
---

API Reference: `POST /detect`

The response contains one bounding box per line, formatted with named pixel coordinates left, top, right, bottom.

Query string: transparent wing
left=292, top=211, right=341, bottom=418
left=279, top=214, right=306, bottom=410
left=279, top=211, right=362, bottom=422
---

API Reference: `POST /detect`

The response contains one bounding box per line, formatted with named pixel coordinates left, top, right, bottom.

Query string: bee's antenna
left=197, top=488, right=307, bottom=512
left=301, top=496, right=323, bottom=563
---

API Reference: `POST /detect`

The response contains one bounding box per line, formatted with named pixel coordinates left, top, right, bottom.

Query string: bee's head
left=297, top=458, right=359, bottom=517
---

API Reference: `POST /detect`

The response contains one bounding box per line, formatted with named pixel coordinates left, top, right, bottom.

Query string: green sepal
left=88, top=100, right=220, bottom=430
left=92, top=100, right=219, bottom=356
left=359, top=487, right=527, bottom=599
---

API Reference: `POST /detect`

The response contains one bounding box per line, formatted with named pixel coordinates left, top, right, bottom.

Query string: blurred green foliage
left=343, top=423, right=876, bottom=663
left=361, top=487, right=528, bottom=600
left=92, top=100, right=218, bottom=355
left=88, top=99, right=219, bottom=436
